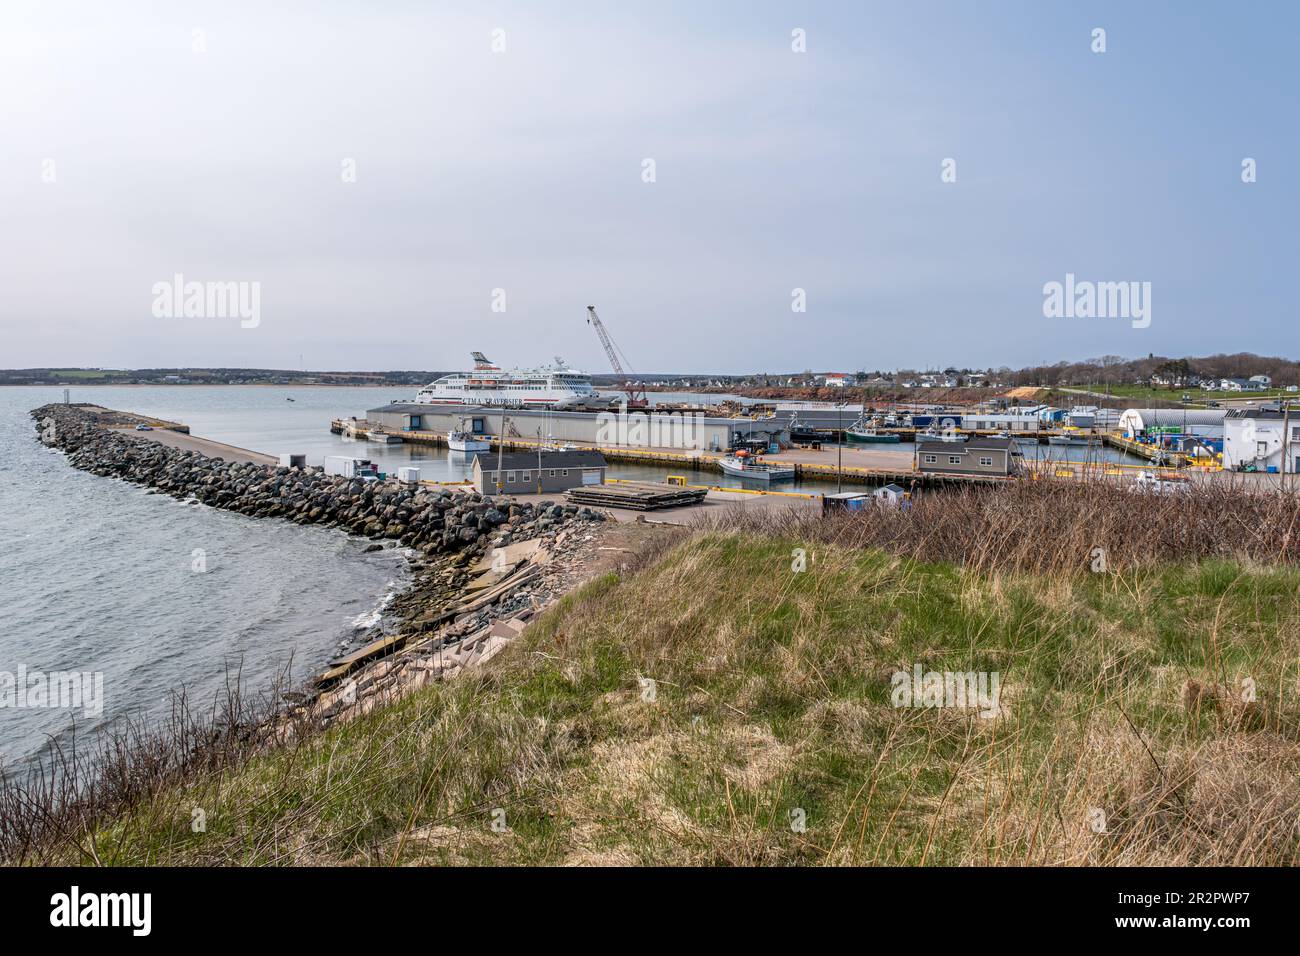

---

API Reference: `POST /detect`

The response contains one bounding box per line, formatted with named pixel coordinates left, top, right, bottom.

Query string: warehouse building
left=1223, top=409, right=1297, bottom=473
left=471, top=450, right=607, bottom=495
left=960, top=414, right=1042, bottom=432
left=1117, top=408, right=1226, bottom=438
left=364, top=403, right=784, bottom=452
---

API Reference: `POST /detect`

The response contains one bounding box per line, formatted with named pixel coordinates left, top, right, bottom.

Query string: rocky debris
left=298, top=519, right=615, bottom=728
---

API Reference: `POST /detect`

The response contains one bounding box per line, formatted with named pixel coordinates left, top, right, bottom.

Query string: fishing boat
left=919, top=426, right=966, bottom=443
left=447, top=424, right=490, bottom=452
left=719, top=449, right=796, bottom=482
left=1047, top=432, right=1099, bottom=446
left=844, top=416, right=901, bottom=444
left=367, top=430, right=403, bottom=445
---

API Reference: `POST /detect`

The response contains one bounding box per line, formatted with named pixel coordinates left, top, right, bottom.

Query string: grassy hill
left=35, top=526, right=1299, bottom=866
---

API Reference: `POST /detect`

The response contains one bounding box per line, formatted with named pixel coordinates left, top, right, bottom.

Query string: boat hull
left=719, top=460, right=796, bottom=481
left=845, top=431, right=901, bottom=444
left=1047, top=436, right=1097, bottom=446
left=448, top=437, right=490, bottom=452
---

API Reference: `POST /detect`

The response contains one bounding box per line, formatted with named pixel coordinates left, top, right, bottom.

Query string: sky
left=1, top=0, right=1296, bottom=374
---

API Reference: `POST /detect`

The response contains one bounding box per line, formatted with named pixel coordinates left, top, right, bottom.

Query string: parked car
left=134, top=424, right=153, bottom=431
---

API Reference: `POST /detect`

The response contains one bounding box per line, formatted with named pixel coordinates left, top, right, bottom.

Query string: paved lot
left=111, top=426, right=279, bottom=466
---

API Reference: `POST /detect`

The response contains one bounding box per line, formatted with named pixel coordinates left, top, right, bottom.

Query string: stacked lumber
left=565, top=481, right=706, bottom=511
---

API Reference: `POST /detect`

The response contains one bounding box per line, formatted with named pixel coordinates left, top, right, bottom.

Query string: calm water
left=0, top=387, right=406, bottom=770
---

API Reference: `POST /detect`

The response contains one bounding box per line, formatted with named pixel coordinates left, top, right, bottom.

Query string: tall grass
left=8, top=528, right=1295, bottom=867
left=5, top=483, right=1298, bottom=866
left=0, top=668, right=306, bottom=865
left=711, top=478, right=1300, bottom=573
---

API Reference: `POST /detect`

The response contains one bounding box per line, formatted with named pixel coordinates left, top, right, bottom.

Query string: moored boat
left=719, top=450, right=796, bottom=482
left=845, top=417, right=901, bottom=444
left=447, top=427, right=490, bottom=452
left=416, top=352, right=596, bottom=407
left=920, top=426, right=966, bottom=443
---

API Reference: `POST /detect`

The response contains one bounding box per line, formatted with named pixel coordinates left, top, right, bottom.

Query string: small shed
left=472, top=450, right=607, bottom=495
left=822, top=491, right=870, bottom=513
left=874, top=483, right=907, bottom=505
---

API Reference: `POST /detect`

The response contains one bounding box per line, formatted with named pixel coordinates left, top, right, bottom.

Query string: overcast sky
left=2, top=1, right=1296, bottom=373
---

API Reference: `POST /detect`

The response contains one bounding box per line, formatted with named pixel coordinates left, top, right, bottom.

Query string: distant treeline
left=993, top=352, right=1298, bottom=388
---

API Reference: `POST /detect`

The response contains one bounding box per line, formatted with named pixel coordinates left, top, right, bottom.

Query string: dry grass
left=10, top=522, right=1296, bottom=867
left=706, top=478, right=1300, bottom=574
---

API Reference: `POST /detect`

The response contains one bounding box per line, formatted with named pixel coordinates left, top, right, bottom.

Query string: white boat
left=447, top=428, right=490, bottom=452
left=919, top=426, right=966, bottom=443
left=1047, top=433, right=1098, bottom=446
left=719, top=451, right=796, bottom=482
left=416, top=352, right=596, bottom=407
left=367, top=431, right=403, bottom=445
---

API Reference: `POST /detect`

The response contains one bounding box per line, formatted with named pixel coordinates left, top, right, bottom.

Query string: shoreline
left=31, top=402, right=616, bottom=729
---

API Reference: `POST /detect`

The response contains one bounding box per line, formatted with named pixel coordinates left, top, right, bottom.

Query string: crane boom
left=586, top=305, right=647, bottom=407
left=586, top=306, right=625, bottom=377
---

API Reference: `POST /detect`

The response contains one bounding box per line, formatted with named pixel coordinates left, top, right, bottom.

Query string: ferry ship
left=415, top=353, right=597, bottom=407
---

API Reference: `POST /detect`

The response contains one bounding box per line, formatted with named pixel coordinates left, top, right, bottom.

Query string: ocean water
left=0, top=387, right=406, bottom=770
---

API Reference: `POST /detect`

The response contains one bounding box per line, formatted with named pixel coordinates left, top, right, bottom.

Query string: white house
left=1250, top=374, right=1272, bottom=387
left=822, top=373, right=850, bottom=388
left=1223, top=409, right=1297, bottom=472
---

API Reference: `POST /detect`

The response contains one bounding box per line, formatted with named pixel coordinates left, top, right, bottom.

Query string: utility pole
left=837, top=402, right=844, bottom=494
left=495, top=414, right=507, bottom=494
left=1282, top=400, right=1293, bottom=489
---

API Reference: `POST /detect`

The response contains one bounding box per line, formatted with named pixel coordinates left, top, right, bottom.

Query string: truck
left=323, top=456, right=379, bottom=480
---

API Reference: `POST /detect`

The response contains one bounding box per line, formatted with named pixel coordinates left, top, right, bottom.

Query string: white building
left=874, top=483, right=908, bottom=506
left=822, top=373, right=850, bottom=388
left=1223, top=409, right=1297, bottom=472
left=1250, top=374, right=1272, bottom=387
left=961, top=413, right=1041, bottom=432
left=1117, top=408, right=1226, bottom=437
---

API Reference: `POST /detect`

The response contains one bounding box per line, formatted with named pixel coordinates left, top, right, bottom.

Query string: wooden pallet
left=566, top=481, right=707, bottom=511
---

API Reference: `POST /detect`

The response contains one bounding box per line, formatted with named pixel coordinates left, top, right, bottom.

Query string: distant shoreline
left=0, top=383, right=406, bottom=388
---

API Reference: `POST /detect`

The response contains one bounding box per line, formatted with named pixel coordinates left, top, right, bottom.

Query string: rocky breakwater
left=32, top=403, right=607, bottom=718
left=32, top=403, right=602, bottom=559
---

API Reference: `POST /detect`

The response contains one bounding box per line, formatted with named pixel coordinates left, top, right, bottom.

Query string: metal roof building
left=1117, top=408, right=1226, bottom=436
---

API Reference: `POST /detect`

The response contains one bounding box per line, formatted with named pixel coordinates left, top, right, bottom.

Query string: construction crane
left=585, top=305, right=648, bottom=408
